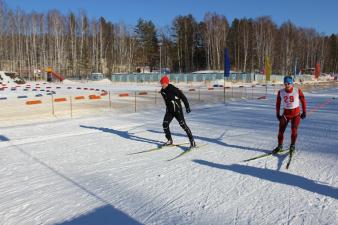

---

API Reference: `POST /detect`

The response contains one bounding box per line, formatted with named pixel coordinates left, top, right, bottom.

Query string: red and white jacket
left=276, top=86, right=306, bottom=119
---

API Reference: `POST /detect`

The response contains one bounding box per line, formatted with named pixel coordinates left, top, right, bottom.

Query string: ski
left=129, top=142, right=190, bottom=155
left=243, top=149, right=289, bottom=162
left=285, top=150, right=295, bottom=169
left=167, top=143, right=208, bottom=161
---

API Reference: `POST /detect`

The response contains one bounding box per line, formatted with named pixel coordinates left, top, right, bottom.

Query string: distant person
left=273, top=76, right=307, bottom=154
left=160, top=75, right=196, bottom=148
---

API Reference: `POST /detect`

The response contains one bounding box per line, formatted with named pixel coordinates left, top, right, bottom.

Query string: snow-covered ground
left=0, top=80, right=269, bottom=126
left=0, top=82, right=337, bottom=225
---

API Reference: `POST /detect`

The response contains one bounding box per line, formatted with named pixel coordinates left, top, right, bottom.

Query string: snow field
left=0, top=82, right=337, bottom=225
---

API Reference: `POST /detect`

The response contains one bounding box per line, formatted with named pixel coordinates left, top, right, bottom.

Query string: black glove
left=276, top=113, right=282, bottom=121
left=300, top=112, right=306, bottom=119
left=186, top=107, right=191, bottom=113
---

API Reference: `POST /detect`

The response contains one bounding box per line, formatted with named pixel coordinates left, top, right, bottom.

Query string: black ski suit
left=160, top=84, right=194, bottom=142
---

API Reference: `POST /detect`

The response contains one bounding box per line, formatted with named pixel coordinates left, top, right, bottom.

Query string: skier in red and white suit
left=272, top=76, right=307, bottom=154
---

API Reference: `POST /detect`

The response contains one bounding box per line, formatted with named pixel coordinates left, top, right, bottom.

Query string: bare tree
left=253, top=17, right=276, bottom=73
left=0, top=1, right=336, bottom=77
left=203, top=13, right=229, bottom=70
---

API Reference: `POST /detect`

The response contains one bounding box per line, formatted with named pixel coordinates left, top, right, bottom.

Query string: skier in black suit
left=160, top=75, right=196, bottom=148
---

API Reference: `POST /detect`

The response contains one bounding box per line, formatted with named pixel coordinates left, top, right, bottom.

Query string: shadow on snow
left=0, top=135, right=10, bottom=141
left=193, top=159, right=338, bottom=200
left=80, top=125, right=188, bottom=151
left=147, top=129, right=270, bottom=154
left=80, top=125, right=162, bottom=146
left=54, top=205, right=142, bottom=225
left=12, top=144, right=142, bottom=225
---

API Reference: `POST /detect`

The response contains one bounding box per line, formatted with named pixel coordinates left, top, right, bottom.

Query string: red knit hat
left=160, top=75, right=169, bottom=84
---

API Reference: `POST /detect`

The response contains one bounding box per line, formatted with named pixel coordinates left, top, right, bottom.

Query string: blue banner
left=224, top=48, right=230, bottom=77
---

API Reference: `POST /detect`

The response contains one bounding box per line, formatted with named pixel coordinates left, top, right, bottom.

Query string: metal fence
left=111, top=73, right=313, bottom=83
left=1, top=81, right=336, bottom=127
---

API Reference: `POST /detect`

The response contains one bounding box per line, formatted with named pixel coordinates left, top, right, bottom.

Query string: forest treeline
left=0, top=1, right=337, bottom=78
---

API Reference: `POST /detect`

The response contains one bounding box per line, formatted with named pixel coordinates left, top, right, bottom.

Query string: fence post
left=134, top=91, right=137, bottom=112
left=109, top=91, right=112, bottom=108
left=198, top=87, right=201, bottom=101
left=223, top=87, right=226, bottom=103
left=155, top=89, right=157, bottom=104
left=232, top=83, right=234, bottom=98
left=223, top=79, right=226, bottom=104
left=51, top=95, right=55, bottom=116
left=70, top=96, right=73, bottom=118
left=252, top=86, right=254, bottom=99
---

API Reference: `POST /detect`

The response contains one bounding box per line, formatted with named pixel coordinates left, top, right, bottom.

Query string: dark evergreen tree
left=172, top=15, right=198, bottom=72
left=328, top=34, right=338, bottom=72
left=134, top=18, right=158, bottom=71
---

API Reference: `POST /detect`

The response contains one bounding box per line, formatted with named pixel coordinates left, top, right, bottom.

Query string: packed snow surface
left=0, top=84, right=337, bottom=225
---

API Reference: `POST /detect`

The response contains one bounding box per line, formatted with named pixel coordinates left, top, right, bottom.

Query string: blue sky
left=6, top=0, right=338, bottom=35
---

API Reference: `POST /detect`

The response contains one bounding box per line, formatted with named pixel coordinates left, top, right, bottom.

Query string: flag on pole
left=224, top=48, right=230, bottom=77
left=315, top=63, right=320, bottom=79
left=265, top=56, right=271, bottom=81
left=294, top=58, right=298, bottom=79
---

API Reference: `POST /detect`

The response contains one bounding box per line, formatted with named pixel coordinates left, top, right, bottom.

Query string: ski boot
left=164, top=138, right=173, bottom=146
left=272, top=144, right=283, bottom=154
left=189, top=138, right=196, bottom=149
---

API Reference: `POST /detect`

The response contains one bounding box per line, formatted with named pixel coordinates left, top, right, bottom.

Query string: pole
left=109, top=91, right=112, bottom=108
left=134, top=91, right=137, bottom=112
left=232, top=83, right=234, bottom=98
left=198, top=87, right=201, bottom=101
left=160, top=44, right=162, bottom=74
left=51, top=95, right=55, bottom=116
left=294, top=58, right=298, bottom=78
left=252, top=86, right=254, bottom=99
left=155, top=90, right=157, bottom=104
left=223, top=77, right=226, bottom=103
left=70, top=96, right=73, bottom=118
